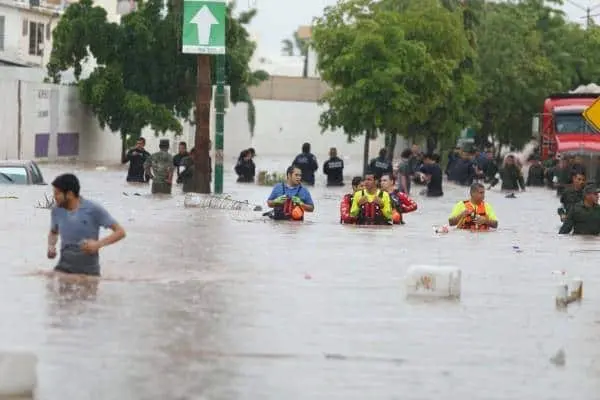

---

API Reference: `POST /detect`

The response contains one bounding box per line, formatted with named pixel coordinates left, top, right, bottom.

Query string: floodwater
left=1, top=162, right=600, bottom=400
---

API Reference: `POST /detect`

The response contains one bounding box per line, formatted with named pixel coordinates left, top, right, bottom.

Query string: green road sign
left=182, top=0, right=226, bottom=54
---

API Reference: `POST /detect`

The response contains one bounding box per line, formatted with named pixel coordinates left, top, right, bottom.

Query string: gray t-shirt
left=50, top=198, right=117, bottom=275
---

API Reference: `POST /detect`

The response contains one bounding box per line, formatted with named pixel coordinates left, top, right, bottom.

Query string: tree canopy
left=47, top=0, right=268, bottom=150
left=312, top=0, right=600, bottom=155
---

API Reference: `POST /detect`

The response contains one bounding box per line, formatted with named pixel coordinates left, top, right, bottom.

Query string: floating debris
left=184, top=193, right=263, bottom=211
left=34, top=193, right=54, bottom=209
left=550, top=348, right=566, bottom=366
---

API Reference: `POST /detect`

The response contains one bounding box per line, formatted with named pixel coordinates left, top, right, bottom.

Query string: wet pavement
left=1, top=162, right=600, bottom=399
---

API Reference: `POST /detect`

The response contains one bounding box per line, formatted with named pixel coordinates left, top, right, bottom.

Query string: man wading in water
left=144, top=139, right=175, bottom=194
left=47, top=174, right=126, bottom=276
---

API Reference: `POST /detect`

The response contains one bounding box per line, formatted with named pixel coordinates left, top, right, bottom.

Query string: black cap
left=159, top=139, right=169, bottom=148
left=583, top=185, right=600, bottom=195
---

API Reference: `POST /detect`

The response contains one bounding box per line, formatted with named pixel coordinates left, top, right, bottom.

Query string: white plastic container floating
left=0, top=351, right=37, bottom=397
left=405, top=265, right=462, bottom=299
left=553, top=271, right=583, bottom=307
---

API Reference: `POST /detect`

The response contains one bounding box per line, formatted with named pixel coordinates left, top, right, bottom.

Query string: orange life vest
left=273, top=183, right=304, bottom=221
left=460, top=200, right=489, bottom=231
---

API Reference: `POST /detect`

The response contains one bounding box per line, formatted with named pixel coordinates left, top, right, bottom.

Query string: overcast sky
left=236, top=0, right=600, bottom=58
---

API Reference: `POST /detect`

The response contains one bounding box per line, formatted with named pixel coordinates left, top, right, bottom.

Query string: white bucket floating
left=0, top=351, right=37, bottom=397
left=405, top=265, right=462, bottom=299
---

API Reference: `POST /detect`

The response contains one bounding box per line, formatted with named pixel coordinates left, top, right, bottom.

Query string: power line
left=564, top=0, right=600, bottom=28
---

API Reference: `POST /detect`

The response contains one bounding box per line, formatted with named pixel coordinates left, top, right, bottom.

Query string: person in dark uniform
left=173, top=141, right=189, bottom=183
left=235, top=149, right=256, bottom=183
left=292, top=143, right=318, bottom=186
left=122, top=137, right=150, bottom=182
left=526, top=156, right=545, bottom=187
left=419, top=153, right=444, bottom=197
left=558, top=172, right=586, bottom=221
left=368, top=148, right=392, bottom=180
left=323, top=147, right=344, bottom=186
left=559, top=185, right=600, bottom=235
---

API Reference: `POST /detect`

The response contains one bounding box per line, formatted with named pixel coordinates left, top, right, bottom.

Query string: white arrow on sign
left=191, top=5, right=219, bottom=45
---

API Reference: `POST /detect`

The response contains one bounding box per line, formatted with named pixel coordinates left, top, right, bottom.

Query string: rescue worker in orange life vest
left=340, top=176, right=364, bottom=224
left=267, top=165, right=314, bottom=220
left=380, top=173, right=418, bottom=224
left=350, top=171, right=393, bottom=225
left=448, top=182, right=498, bottom=230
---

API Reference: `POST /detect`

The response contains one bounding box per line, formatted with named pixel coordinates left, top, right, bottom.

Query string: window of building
left=28, top=21, right=44, bottom=56
left=0, top=16, right=5, bottom=51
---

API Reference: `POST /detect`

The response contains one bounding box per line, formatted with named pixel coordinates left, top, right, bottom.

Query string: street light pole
left=214, top=54, right=225, bottom=194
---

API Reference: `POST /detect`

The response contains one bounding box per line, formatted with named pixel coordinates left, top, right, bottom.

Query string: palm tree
left=281, top=31, right=310, bottom=78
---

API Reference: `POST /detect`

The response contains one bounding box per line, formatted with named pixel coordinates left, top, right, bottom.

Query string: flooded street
left=1, top=162, right=600, bottom=399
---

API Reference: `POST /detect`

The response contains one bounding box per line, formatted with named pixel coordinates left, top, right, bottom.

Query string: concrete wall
left=0, top=77, right=389, bottom=168
left=249, top=75, right=329, bottom=102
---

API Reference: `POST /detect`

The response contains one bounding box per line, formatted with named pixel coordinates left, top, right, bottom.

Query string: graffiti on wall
left=37, top=89, right=50, bottom=119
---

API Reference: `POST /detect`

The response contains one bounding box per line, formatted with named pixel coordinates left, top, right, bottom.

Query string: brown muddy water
left=1, top=162, right=600, bottom=400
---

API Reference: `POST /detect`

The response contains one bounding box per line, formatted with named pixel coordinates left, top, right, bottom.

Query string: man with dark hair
left=144, top=139, right=174, bottom=194
left=420, top=153, right=444, bottom=197
left=173, top=141, right=189, bottom=183
left=559, top=185, right=600, bottom=235
left=323, top=147, right=344, bottom=186
left=292, top=143, right=318, bottom=185
left=368, top=148, right=393, bottom=180
left=47, top=173, right=126, bottom=276
left=122, top=137, right=150, bottom=182
left=397, top=148, right=413, bottom=194
left=266, top=165, right=314, bottom=220
left=448, top=183, right=498, bottom=230
left=350, top=170, right=392, bottom=225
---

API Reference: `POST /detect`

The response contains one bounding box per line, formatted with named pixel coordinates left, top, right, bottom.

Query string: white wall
left=222, top=100, right=386, bottom=164
left=0, top=76, right=391, bottom=170
left=0, top=79, right=18, bottom=159
left=0, top=6, right=20, bottom=63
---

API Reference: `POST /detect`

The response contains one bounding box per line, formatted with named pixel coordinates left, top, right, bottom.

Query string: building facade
left=0, top=0, right=131, bottom=67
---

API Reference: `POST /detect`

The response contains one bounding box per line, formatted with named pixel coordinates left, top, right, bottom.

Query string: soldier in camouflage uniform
left=144, top=139, right=174, bottom=194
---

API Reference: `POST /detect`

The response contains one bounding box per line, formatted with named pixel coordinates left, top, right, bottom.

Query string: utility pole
left=565, top=0, right=600, bottom=29
left=182, top=0, right=226, bottom=194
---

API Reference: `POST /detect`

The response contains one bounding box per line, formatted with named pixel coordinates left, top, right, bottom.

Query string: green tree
left=313, top=0, right=466, bottom=171
left=388, top=0, right=477, bottom=153
left=281, top=31, right=310, bottom=78
left=475, top=1, right=563, bottom=149
left=47, top=0, right=268, bottom=155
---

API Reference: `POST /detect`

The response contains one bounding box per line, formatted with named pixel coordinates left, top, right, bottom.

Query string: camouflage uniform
left=144, top=150, right=174, bottom=194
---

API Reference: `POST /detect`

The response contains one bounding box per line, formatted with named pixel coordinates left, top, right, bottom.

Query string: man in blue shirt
left=267, top=165, right=314, bottom=220
left=47, top=174, right=126, bottom=276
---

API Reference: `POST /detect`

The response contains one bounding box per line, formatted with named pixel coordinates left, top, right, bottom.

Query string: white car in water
left=0, top=160, right=46, bottom=185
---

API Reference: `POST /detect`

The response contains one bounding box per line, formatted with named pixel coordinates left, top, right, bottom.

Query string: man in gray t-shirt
left=47, top=174, right=126, bottom=276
